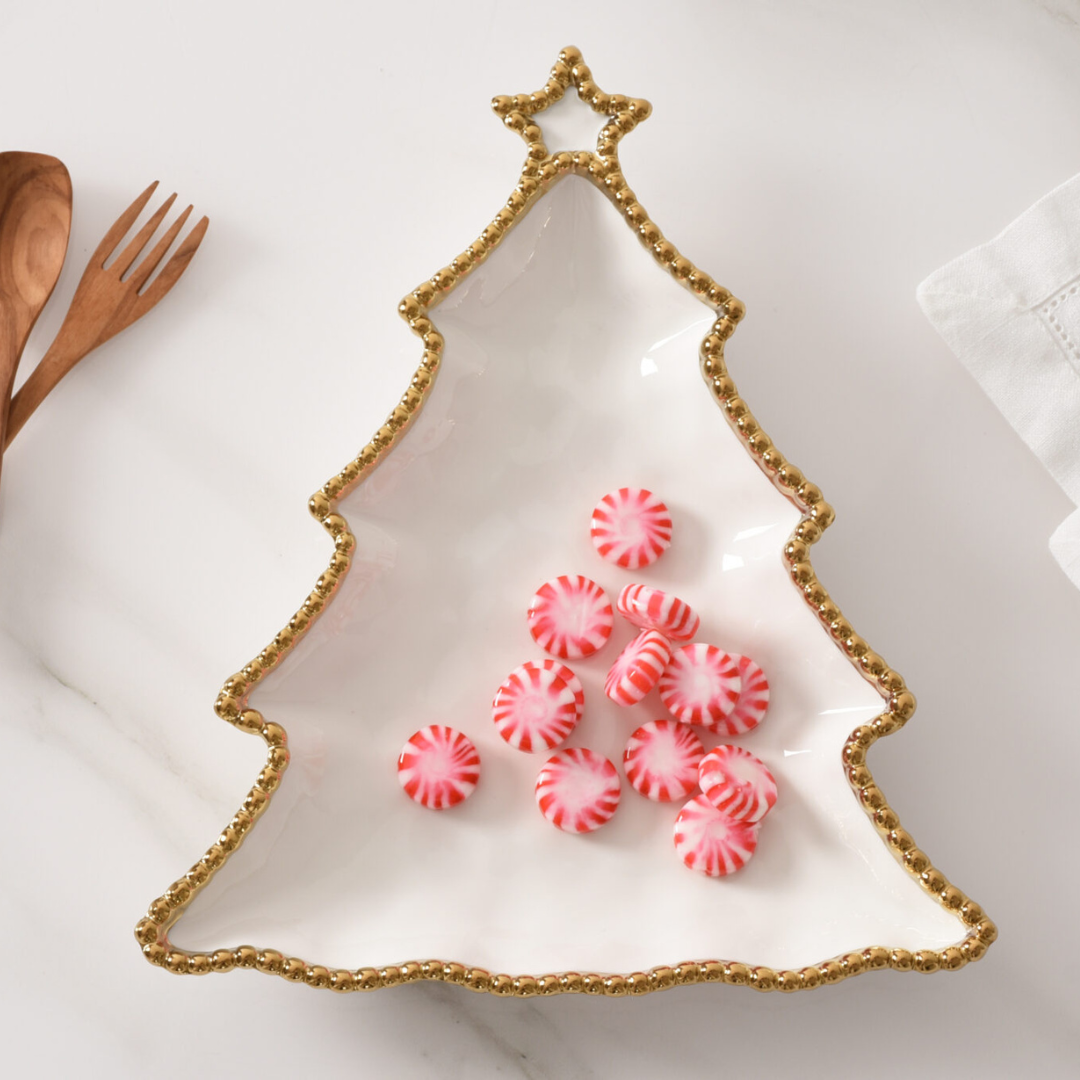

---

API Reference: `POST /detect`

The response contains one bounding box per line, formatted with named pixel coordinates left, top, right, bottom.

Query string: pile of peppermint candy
left=396, top=488, right=777, bottom=878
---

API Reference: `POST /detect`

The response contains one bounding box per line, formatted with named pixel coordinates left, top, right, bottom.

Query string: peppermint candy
left=397, top=725, right=481, bottom=810
left=616, top=583, right=699, bottom=642
left=673, top=794, right=760, bottom=876
left=535, top=748, right=621, bottom=833
left=623, top=720, right=704, bottom=803
left=698, top=744, right=777, bottom=823
left=604, top=629, right=672, bottom=706
left=590, top=487, right=673, bottom=569
left=492, top=660, right=584, bottom=752
left=726, top=654, right=770, bottom=735
left=527, top=575, right=613, bottom=659
left=658, top=643, right=742, bottom=730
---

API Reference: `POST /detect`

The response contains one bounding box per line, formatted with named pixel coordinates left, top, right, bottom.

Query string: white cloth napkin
left=918, top=172, right=1080, bottom=588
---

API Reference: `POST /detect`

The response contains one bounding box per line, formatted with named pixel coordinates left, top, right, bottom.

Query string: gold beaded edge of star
left=134, top=45, right=996, bottom=995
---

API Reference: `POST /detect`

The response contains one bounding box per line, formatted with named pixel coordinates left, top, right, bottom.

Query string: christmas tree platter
left=135, top=47, right=995, bottom=997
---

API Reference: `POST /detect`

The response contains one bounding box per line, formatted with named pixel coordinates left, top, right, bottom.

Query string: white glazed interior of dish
left=172, top=175, right=964, bottom=973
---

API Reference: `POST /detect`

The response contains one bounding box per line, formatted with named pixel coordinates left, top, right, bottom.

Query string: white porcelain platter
left=169, top=173, right=968, bottom=979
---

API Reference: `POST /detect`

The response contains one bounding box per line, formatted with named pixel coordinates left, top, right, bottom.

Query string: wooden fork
left=4, top=181, right=208, bottom=448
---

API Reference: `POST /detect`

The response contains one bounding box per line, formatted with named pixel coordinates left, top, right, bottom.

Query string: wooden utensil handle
left=0, top=324, right=19, bottom=485
left=4, top=337, right=86, bottom=449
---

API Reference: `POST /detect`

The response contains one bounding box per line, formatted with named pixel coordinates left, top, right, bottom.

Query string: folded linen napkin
left=918, top=172, right=1080, bottom=588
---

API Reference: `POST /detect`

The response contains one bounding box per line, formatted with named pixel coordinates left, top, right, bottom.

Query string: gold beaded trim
left=135, top=46, right=996, bottom=994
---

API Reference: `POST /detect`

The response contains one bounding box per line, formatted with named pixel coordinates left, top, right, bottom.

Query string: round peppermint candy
left=674, top=795, right=760, bottom=876
left=658, top=643, right=742, bottom=731
left=492, top=660, right=584, bottom=753
left=624, top=720, right=705, bottom=802
left=591, top=487, right=673, bottom=569
left=397, top=725, right=480, bottom=810
left=698, top=745, right=777, bottom=823
left=616, top=583, right=699, bottom=643
left=726, top=654, right=770, bottom=735
left=527, top=575, right=613, bottom=660
left=604, top=629, right=672, bottom=706
left=535, top=748, right=621, bottom=833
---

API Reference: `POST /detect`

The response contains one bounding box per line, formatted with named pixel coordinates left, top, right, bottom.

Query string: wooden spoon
left=0, top=152, right=72, bottom=488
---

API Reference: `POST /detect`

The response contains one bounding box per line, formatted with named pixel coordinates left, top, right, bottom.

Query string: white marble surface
left=1, top=0, right=1078, bottom=1075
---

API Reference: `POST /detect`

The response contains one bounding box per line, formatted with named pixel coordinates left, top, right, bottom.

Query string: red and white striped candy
left=527, top=575, right=613, bottom=659
left=535, top=748, right=621, bottom=833
left=725, top=654, right=770, bottom=735
left=658, top=643, right=742, bottom=730
left=605, top=629, right=672, bottom=706
left=623, top=720, right=705, bottom=802
left=698, top=745, right=777, bottom=823
left=397, top=725, right=480, bottom=810
left=591, top=487, right=673, bottom=569
left=492, top=660, right=584, bottom=753
left=616, top=583, right=699, bottom=642
left=673, top=795, right=760, bottom=876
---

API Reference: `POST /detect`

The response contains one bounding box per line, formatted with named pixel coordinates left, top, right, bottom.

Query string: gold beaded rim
left=135, top=46, right=996, bottom=995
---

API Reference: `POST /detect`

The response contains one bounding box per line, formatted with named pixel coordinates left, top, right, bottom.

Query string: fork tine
left=123, top=214, right=208, bottom=325
left=89, top=180, right=159, bottom=268
left=126, top=203, right=192, bottom=291
left=112, top=191, right=177, bottom=277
